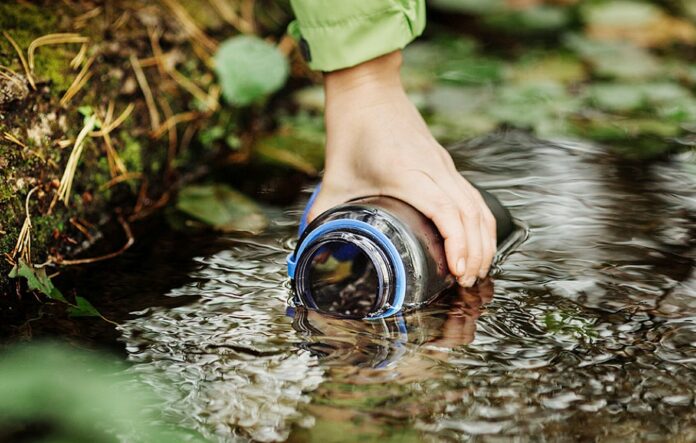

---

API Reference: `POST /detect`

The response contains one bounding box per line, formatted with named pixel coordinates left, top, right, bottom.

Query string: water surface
left=119, top=131, right=696, bottom=442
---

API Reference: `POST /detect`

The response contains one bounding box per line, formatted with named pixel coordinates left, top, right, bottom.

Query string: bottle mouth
left=295, top=231, right=393, bottom=319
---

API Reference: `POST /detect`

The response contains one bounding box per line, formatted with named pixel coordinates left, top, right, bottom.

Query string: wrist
left=323, top=51, right=403, bottom=103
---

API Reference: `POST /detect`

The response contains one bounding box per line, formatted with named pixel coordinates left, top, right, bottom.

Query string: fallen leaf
left=176, top=184, right=267, bottom=234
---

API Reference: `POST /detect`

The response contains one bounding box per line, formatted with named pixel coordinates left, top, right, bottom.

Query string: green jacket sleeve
left=288, top=0, right=426, bottom=72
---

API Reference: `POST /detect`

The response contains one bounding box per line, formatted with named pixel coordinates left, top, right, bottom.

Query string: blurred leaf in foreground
left=0, top=342, right=207, bottom=442
left=214, top=35, right=289, bottom=106
left=176, top=184, right=268, bottom=234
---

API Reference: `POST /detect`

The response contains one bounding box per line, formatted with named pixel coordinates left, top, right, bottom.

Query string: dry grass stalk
left=49, top=115, right=97, bottom=213
left=0, top=66, right=25, bottom=89
left=73, top=6, right=102, bottom=29
left=191, top=43, right=214, bottom=69
left=168, top=67, right=218, bottom=112
left=130, top=54, right=161, bottom=131
left=70, top=43, right=88, bottom=69
left=91, top=103, right=134, bottom=137
left=2, top=31, right=35, bottom=89
left=241, top=0, right=257, bottom=33
left=112, top=10, right=131, bottom=31
left=157, top=96, right=178, bottom=168
left=151, top=111, right=199, bottom=138
left=28, top=33, right=89, bottom=72
left=60, top=53, right=95, bottom=107
left=207, top=0, right=253, bottom=34
left=11, top=187, right=39, bottom=264
left=89, top=101, right=132, bottom=177
left=101, top=172, right=143, bottom=190
left=3, top=131, right=29, bottom=150
left=147, top=27, right=167, bottom=77
left=161, top=0, right=217, bottom=52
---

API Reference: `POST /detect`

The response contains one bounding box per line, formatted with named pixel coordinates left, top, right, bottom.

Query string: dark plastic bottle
left=287, top=186, right=514, bottom=319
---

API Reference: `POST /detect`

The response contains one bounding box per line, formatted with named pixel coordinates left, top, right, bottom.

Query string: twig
left=69, top=217, right=93, bottom=241
left=51, top=215, right=134, bottom=266
left=130, top=54, right=160, bottom=131
left=161, top=0, right=217, bottom=52
left=2, top=31, right=35, bottom=89
left=49, top=115, right=97, bottom=212
left=60, top=53, right=95, bottom=107
left=28, top=33, right=88, bottom=72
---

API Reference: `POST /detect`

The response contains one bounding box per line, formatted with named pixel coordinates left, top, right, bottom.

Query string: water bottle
left=287, top=184, right=514, bottom=319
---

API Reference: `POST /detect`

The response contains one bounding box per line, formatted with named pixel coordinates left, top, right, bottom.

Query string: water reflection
left=291, top=280, right=493, bottom=372
left=118, top=131, right=696, bottom=442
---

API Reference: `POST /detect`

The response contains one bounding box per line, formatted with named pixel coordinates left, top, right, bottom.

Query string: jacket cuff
left=289, top=1, right=425, bottom=72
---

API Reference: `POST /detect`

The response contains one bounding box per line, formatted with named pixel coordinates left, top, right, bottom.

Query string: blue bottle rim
left=288, top=185, right=407, bottom=319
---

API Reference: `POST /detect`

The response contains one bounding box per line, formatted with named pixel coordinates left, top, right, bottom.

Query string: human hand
left=307, top=51, right=496, bottom=287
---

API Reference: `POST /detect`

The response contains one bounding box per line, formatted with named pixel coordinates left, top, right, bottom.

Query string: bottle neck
left=295, top=230, right=394, bottom=318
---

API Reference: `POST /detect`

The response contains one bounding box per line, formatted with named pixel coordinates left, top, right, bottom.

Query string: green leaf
left=8, top=260, right=66, bottom=303
left=214, top=35, right=289, bottom=106
left=68, top=296, right=100, bottom=317
left=176, top=184, right=267, bottom=234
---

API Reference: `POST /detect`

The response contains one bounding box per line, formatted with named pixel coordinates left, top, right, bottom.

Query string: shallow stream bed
left=74, top=132, right=696, bottom=441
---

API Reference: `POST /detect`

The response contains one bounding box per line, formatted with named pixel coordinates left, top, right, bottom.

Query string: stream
left=97, top=131, right=694, bottom=441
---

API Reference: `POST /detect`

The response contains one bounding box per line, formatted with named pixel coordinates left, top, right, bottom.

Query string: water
left=116, top=131, right=695, bottom=442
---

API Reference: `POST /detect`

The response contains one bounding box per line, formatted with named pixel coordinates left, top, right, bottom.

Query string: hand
left=308, top=51, right=496, bottom=287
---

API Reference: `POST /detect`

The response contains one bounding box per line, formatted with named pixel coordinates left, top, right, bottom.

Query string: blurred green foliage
left=214, top=35, right=289, bottom=106
left=0, top=342, right=208, bottom=442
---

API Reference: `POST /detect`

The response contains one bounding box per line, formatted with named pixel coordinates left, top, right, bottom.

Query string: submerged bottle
left=287, top=184, right=514, bottom=319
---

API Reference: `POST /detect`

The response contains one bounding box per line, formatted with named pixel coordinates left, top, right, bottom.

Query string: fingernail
left=478, top=268, right=489, bottom=279
left=458, top=275, right=476, bottom=287
left=456, top=258, right=467, bottom=276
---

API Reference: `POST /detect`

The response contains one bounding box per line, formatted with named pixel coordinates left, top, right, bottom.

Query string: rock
left=0, top=72, right=29, bottom=106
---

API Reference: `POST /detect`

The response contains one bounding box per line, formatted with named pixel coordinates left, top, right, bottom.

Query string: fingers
left=455, top=175, right=497, bottom=281
left=396, top=172, right=492, bottom=288
left=395, top=178, right=468, bottom=282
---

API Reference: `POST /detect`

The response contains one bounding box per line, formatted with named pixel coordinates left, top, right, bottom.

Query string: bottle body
left=287, top=186, right=514, bottom=319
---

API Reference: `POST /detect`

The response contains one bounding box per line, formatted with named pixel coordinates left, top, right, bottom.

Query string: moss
left=0, top=2, right=79, bottom=93
left=118, top=132, right=144, bottom=173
